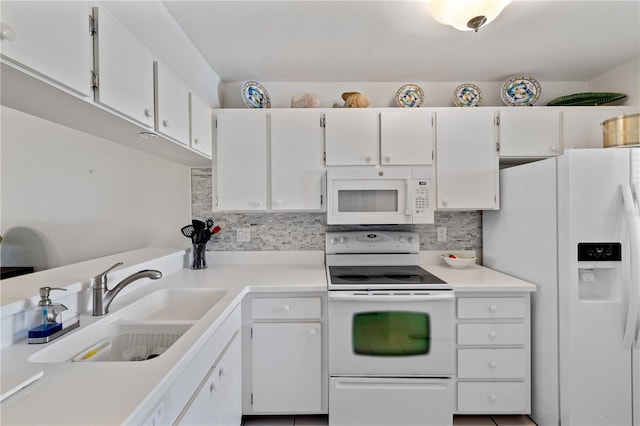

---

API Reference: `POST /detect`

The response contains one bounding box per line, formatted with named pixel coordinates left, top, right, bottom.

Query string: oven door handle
left=328, top=293, right=454, bottom=303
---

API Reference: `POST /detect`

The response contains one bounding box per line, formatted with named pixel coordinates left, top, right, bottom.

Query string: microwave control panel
left=411, top=178, right=434, bottom=224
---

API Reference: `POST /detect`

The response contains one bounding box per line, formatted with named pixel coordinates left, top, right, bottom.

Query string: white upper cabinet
left=562, top=107, right=625, bottom=151
left=190, top=93, right=213, bottom=157
left=92, top=6, right=155, bottom=128
left=215, top=112, right=268, bottom=211
left=0, top=1, right=92, bottom=97
left=325, top=110, right=379, bottom=165
left=271, top=112, right=325, bottom=211
left=154, top=61, right=190, bottom=144
left=499, top=108, right=561, bottom=157
left=435, top=108, right=499, bottom=210
left=380, top=110, right=434, bottom=165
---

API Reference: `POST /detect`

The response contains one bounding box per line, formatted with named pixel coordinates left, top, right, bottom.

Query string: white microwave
left=326, top=166, right=435, bottom=225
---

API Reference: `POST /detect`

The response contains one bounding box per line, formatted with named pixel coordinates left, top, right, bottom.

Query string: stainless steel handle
left=329, top=293, right=454, bottom=303
left=90, top=262, right=123, bottom=286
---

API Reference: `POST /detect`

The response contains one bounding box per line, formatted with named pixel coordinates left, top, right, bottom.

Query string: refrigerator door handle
left=621, top=184, right=640, bottom=350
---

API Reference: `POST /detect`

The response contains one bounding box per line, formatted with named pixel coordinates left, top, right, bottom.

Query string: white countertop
left=0, top=248, right=534, bottom=425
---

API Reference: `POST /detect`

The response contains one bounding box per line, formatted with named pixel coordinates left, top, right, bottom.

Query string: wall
left=0, top=107, right=191, bottom=271
left=589, top=56, right=640, bottom=113
left=191, top=168, right=482, bottom=254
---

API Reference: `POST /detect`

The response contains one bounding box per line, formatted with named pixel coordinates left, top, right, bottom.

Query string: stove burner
left=336, top=274, right=370, bottom=282
left=383, top=274, right=421, bottom=282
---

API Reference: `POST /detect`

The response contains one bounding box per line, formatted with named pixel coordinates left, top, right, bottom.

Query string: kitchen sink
left=115, top=288, right=228, bottom=321
left=29, top=287, right=228, bottom=363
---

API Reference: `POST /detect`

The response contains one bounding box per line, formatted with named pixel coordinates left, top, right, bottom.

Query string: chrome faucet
left=91, top=262, right=162, bottom=316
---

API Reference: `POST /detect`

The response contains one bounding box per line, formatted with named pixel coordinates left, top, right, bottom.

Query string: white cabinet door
left=155, top=61, right=189, bottom=144
left=380, top=110, right=434, bottom=165
left=252, top=322, right=322, bottom=413
left=0, top=1, right=92, bottom=97
left=215, top=112, right=267, bottom=211
left=562, top=107, right=625, bottom=151
left=436, top=109, right=499, bottom=210
left=499, top=109, right=560, bottom=157
left=176, top=332, right=242, bottom=426
left=190, top=93, right=213, bottom=157
left=325, top=110, right=379, bottom=165
left=271, top=112, right=325, bottom=210
left=92, top=7, right=155, bottom=128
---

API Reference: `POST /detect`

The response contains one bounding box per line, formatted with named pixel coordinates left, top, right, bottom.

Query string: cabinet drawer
left=457, top=297, right=526, bottom=319
left=252, top=297, right=321, bottom=320
left=457, top=323, right=526, bottom=346
left=457, top=382, right=527, bottom=413
left=457, top=349, right=526, bottom=378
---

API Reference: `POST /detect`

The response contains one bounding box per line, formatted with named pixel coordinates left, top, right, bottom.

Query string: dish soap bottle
left=28, top=287, right=79, bottom=344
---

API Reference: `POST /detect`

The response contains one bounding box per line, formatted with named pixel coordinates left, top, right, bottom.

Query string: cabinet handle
left=144, top=108, right=152, bottom=118
left=384, top=155, right=391, bottom=163
left=441, top=199, right=448, bottom=207
left=0, top=23, right=16, bottom=41
left=550, top=146, right=558, bottom=152
left=489, top=305, right=498, bottom=313
left=282, top=305, right=291, bottom=313
left=273, top=200, right=282, bottom=207
left=162, top=119, right=170, bottom=128
left=219, top=368, right=225, bottom=377
left=194, top=138, right=199, bottom=145
left=210, top=382, right=217, bottom=393
left=489, top=331, right=497, bottom=340
left=255, top=200, right=263, bottom=207
left=489, top=361, right=498, bottom=368
left=308, top=328, right=317, bottom=336
left=365, top=155, right=373, bottom=164
left=489, top=394, right=497, bottom=402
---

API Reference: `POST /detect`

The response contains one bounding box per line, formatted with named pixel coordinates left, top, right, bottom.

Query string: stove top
left=327, top=265, right=450, bottom=290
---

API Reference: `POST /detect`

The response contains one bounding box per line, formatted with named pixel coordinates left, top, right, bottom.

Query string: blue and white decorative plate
left=241, top=81, right=271, bottom=108
left=453, top=83, right=483, bottom=107
left=396, top=84, right=424, bottom=107
left=501, top=75, right=541, bottom=106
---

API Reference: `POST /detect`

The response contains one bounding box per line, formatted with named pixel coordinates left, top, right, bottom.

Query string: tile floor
left=242, top=414, right=537, bottom=426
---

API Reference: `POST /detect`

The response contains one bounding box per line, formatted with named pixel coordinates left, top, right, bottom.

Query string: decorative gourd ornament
left=341, top=92, right=370, bottom=108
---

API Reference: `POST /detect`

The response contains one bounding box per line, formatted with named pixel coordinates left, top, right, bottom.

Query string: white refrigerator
left=483, top=148, right=640, bottom=426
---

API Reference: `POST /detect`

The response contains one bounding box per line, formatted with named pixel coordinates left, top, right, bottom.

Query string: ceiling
left=162, top=0, right=640, bottom=83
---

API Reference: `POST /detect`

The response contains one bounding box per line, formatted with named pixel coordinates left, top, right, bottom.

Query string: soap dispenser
left=28, top=287, right=80, bottom=344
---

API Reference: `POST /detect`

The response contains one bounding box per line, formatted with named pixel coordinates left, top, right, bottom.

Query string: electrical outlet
left=237, top=228, right=251, bottom=242
left=437, top=227, right=447, bottom=242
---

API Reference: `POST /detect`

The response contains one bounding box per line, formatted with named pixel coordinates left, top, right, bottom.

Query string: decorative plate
left=501, top=75, right=541, bottom=106
left=547, top=92, right=627, bottom=106
left=396, top=84, right=424, bottom=108
left=241, top=81, right=271, bottom=108
left=453, top=83, right=483, bottom=107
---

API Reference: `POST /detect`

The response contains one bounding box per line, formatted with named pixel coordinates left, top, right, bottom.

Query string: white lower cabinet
left=176, top=331, right=242, bottom=425
left=455, top=293, right=531, bottom=414
left=243, top=294, right=327, bottom=415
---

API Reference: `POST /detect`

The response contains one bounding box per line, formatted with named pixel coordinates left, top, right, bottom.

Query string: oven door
left=328, top=291, right=454, bottom=376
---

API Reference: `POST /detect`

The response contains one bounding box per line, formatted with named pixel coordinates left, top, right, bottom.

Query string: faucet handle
left=90, top=262, right=124, bottom=287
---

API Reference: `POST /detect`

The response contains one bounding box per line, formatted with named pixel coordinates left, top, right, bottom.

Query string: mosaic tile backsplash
left=192, top=168, right=482, bottom=253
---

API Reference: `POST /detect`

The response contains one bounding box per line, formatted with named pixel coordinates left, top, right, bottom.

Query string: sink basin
left=29, top=287, right=228, bottom=363
left=117, top=288, right=228, bottom=321
left=30, top=322, right=191, bottom=363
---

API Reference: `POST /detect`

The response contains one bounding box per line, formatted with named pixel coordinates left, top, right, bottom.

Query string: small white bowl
left=441, top=253, right=476, bottom=269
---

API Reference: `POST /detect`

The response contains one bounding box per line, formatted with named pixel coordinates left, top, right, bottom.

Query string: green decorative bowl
left=547, top=92, right=627, bottom=106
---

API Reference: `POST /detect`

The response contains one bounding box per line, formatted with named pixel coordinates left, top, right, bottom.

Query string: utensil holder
left=191, top=243, right=207, bottom=269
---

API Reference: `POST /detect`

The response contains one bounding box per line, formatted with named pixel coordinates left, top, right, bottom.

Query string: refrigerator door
left=483, top=158, right=558, bottom=426
left=558, top=149, right=633, bottom=426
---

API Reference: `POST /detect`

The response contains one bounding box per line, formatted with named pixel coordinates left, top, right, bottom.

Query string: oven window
left=352, top=311, right=430, bottom=356
left=337, top=190, right=398, bottom=212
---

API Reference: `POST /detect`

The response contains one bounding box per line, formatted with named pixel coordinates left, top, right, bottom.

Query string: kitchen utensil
left=602, top=113, right=639, bottom=147
left=192, top=219, right=206, bottom=230
left=205, top=218, right=214, bottom=230
left=181, top=225, right=195, bottom=240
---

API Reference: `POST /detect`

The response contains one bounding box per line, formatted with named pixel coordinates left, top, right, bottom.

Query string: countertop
left=0, top=248, right=534, bottom=425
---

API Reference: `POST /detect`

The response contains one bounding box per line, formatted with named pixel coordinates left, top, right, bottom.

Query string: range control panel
left=577, top=242, right=622, bottom=262
left=326, top=231, right=420, bottom=254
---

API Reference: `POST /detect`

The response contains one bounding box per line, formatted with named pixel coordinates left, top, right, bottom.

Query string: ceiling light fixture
left=430, top=0, right=513, bottom=32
